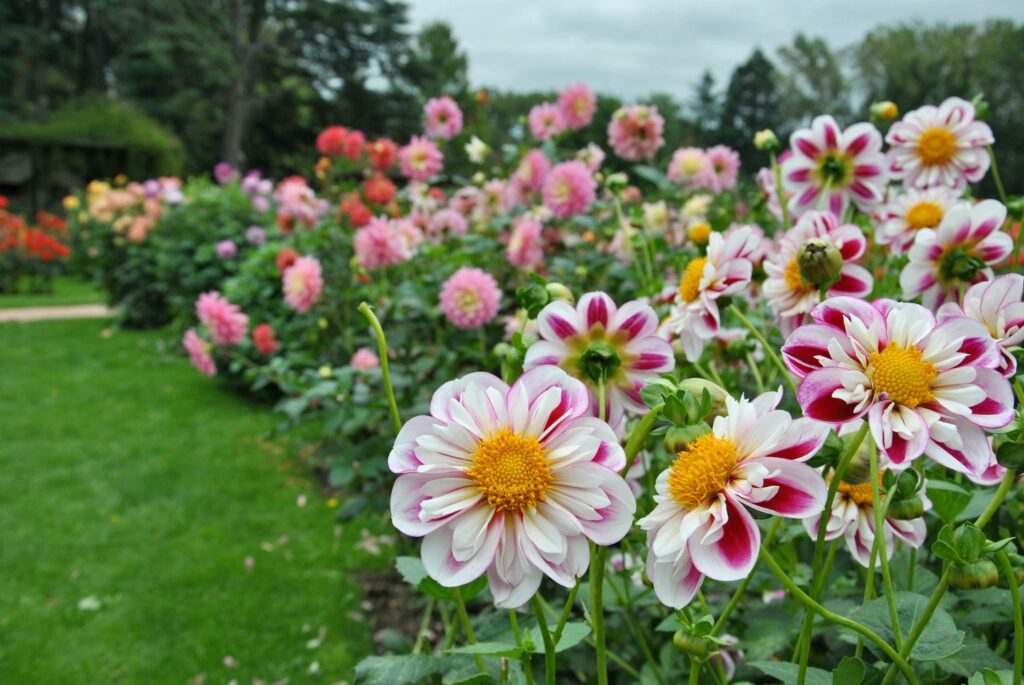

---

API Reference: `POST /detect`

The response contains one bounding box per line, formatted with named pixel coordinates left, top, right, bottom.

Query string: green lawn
left=0, top=318, right=391, bottom=684
left=0, top=276, right=103, bottom=308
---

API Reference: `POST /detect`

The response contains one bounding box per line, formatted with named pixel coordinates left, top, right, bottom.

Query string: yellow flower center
left=917, top=128, right=957, bottom=167
left=667, top=433, right=738, bottom=510
left=554, top=180, right=571, bottom=203
left=784, top=257, right=814, bottom=295
left=836, top=475, right=882, bottom=507
left=688, top=222, right=711, bottom=245
left=678, top=257, right=707, bottom=303
left=467, top=427, right=552, bottom=512
left=868, top=343, right=937, bottom=408
left=906, top=200, right=944, bottom=230
left=455, top=289, right=481, bottom=313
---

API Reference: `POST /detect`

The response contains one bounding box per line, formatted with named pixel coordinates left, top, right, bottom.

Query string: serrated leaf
left=529, top=621, right=590, bottom=653
left=849, top=592, right=964, bottom=661
left=937, top=635, right=1012, bottom=677
left=749, top=660, right=832, bottom=685
left=354, top=654, right=442, bottom=684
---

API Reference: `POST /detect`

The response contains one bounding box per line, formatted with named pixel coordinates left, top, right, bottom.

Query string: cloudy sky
left=406, top=0, right=1021, bottom=99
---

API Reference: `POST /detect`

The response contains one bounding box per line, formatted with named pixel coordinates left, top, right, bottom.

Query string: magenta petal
left=798, top=367, right=863, bottom=424
left=740, top=458, right=827, bottom=518
left=688, top=494, right=759, bottom=582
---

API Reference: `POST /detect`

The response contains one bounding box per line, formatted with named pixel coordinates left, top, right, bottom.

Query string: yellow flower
left=872, top=101, right=899, bottom=121
left=114, top=174, right=128, bottom=186
left=688, top=222, right=712, bottom=246
left=63, top=196, right=80, bottom=211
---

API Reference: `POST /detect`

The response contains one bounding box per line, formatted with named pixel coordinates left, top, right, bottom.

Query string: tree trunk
left=222, top=0, right=265, bottom=168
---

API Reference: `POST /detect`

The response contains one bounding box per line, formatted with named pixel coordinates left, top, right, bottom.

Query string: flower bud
left=673, top=631, right=709, bottom=658
left=797, top=238, right=843, bottom=290
left=971, top=93, right=991, bottom=121
left=952, top=523, right=987, bottom=563
left=545, top=282, right=574, bottom=303
left=950, top=559, right=999, bottom=590
left=318, top=365, right=333, bottom=379
left=870, top=101, right=899, bottom=121
left=605, top=172, right=629, bottom=192
left=687, top=222, right=712, bottom=246
left=678, top=378, right=729, bottom=418
left=753, top=128, right=780, bottom=152
left=579, top=340, right=622, bottom=384
left=887, top=494, right=925, bottom=520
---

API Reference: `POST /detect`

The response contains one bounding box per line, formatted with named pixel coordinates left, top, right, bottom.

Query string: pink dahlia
left=428, top=208, right=469, bottom=240
left=705, top=145, right=741, bottom=192
left=607, top=104, right=665, bottom=161
left=782, top=296, right=1014, bottom=475
left=282, top=256, right=323, bottom=313
left=399, top=136, right=444, bottom=182
left=506, top=218, right=544, bottom=269
left=351, top=347, right=380, bottom=371
left=781, top=115, right=887, bottom=218
left=938, top=273, right=1024, bottom=377
left=513, top=149, right=551, bottom=195
left=577, top=143, right=606, bottom=172
left=667, top=147, right=713, bottom=188
left=542, top=161, right=596, bottom=219
left=389, top=367, right=636, bottom=607
left=195, top=291, right=249, bottom=347
left=252, top=323, right=278, bottom=356
left=439, top=267, right=502, bottom=329
left=316, top=126, right=348, bottom=157
left=367, top=138, right=398, bottom=171
left=557, top=83, right=597, bottom=129
left=424, top=96, right=464, bottom=140
left=528, top=102, right=567, bottom=141
left=183, top=328, right=216, bottom=376
left=639, top=390, right=828, bottom=608
left=887, top=97, right=994, bottom=192
left=354, top=217, right=416, bottom=269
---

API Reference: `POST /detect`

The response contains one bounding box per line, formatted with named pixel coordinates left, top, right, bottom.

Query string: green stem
left=770, top=151, right=791, bottom=230
left=453, top=587, right=487, bottom=675
left=988, top=145, right=1009, bottom=205
left=713, top=519, right=781, bottom=636
left=508, top=610, right=534, bottom=685
left=745, top=350, right=765, bottom=394
left=552, top=580, right=580, bottom=644
left=607, top=579, right=666, bottom=685
left=869, top=441, right=902, bottom=650
left=412, top=597, right=435, bottom=655
left=688, top=656, right=702, bottom=685
left=728, top=304, right=799, bottom=398
left=590, top=543, right=609, bottom=685
left=535, top=596, right=641, bottom=680
left=530, top=596, right=556, bottom=685
left=996, top=551, right=1023, bottom=685
left=760, top=548, right=918, bottom=684
left=357, top=302, right=402, bottom=433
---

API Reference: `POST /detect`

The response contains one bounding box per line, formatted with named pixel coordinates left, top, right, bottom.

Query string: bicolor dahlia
left=877, top=187, right=964, bottom=255
left=763, top=212, right=873, bottom=331
left=667, top=147, right=713, bottom=188
left=663, top=227, right=761, bottom=362
left=557, top=83, right=597, bottom=129
left=252, top=323, right=278, bottom=356
left=282, top=256, right=323, bottom=313
left=938, top=273, right=1024, bottom=377
left=195, top=291, right=249, bottom=346
left=367, top=138, right=398, bottom=171
left=705, top=145, right=741, bottom=192
left=782, top=296, right=1015, bottom=475
left=183, top=328, right=216, bottom=376
left=528, top=102, right=567, bottom=141
left=424, top=96, right=464, bottom=140
left=513, top=149, right=551, bottom=195
left=639, top=391, right=829, bottom=608
left=542, top=161, right=596, bottom=219
left=506, top=218, right=544, bottom=269
left=900, top=199, right=1013, bottom=308
left=399, top=136, right=444, bottom=182
left=781, top=115, right=887, bottom=218
left=886, top=97, right=994, bottom=192
left=524, top=292, right=674, bottom=426
left=439, top=267, right=502, bottom=329
left=389, top=367, right=636, bottom=608
left=607, top=104, right=665, bottom=161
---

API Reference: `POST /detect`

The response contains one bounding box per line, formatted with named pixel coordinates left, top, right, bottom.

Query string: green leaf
left=967, top=669, right=1015, bottom=685
left=447, top=641, right=522, bottom=658
left=849, top=591, right=964, bottom=661
left=394, top=556, right=455, bottom=600
left=937, top=635, right=1012, bottom=677
left=354, top=654, right=443, bottom=684
left=528, top=621, right=591, bottom=653
left=996, top=440, right=1024, bottom=469
left=832, top=656, right=865, bottom=685
left=927, top=480, right=973, bottom=523
left=749, top=660, right=832, bottom=685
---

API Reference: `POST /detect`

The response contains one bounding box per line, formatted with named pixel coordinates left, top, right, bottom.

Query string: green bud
left=664, top=424, right=711, bottom=453
left=886, top=494, right=925, bottom=520
left=678, top=378, right=729, bottom=418
left=971, top=93, right=991, bottom=121
left=797, top=238, right=844, bottom=290
left=578, top=340, right=622, bottom=384
left=605, top=172, right=629, bottom=192
left=1006, top=196, right=1024, bottom=219
left=939, top=246, right=986, bottom=283
left=952, top=523, right=987, bottom=563
left=544, top=282, right=574, bottom=303
left=515, top=282, right=550, bottom=319
left=950, top=559, right=999, bottom=590
left=673, top=631, right=709, bottom=657
left=754, top=128, right=780, bottom=152
left=870, top=101, right=899, bottom=121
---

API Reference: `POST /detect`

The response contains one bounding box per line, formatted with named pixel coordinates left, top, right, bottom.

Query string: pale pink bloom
left=640, top=390, right=829, bottom=608
left=183, top=328, right=216, bottom=376
left=480, top=179, right=511, bottom=221
left=524, top=292, right=674, bottom=427
left=406, top=181, right=442, bottom=213
left=388, top=367, right=636, bottom=608
left=423, top=96, right=464, bottom=140
left=887, top=97, right=994, bottom=192
left=763, top=212, right=873, bottom=330
left=663, top=227, right=761, bottom=361
left=607, top=104, right=665, bottom=161
left=877, top=187, right=964, bottom=255
left=557, top=83, right=596, bottom=129
left=399, top=136, right=444, bottom=181
left=937, top=273, right=1024, bottom=377
left=576, top=143, right=606, bottom=172
left=506, top=218, right=544, bottom=269
left=428, top=208, right=469, bottom=239
left=440, top=267, right=502, bottom=329
left=513, top=149, right=551, bottom=195
left=351, top=347, right=380, bottom=370
left=393, top=217, right=425, bottom=255
left=900, top=200, right=1013, bottom=308
left=782, top=296, right=1014, bottom=475
left=542, top=161, right=596, bottom=219
left=705, top=145, right=740, bottom=192
left=354, top=217, right=416, bottom=269
left=781, top=115, right=887, bottom=218
left=214, top=162, right=239, bottom=185
left=528, top=102, right=566, bottom=141
left=274, top=177, right=329, bottom=228
left=449, top=185, right=481, bottom=217
left=215, top=240, right=237, bottom=260
left=195, top=291, right=249, bottom=346
left=756, top=166, right=785, bottom=221
left=667, top=147, right=713, bottom=188
left=282, top=256, right=323, bottom=313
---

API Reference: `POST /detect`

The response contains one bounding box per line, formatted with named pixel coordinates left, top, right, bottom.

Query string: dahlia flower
left=354, top=217, right=417, bottom=269
left=886, top=97, right=994, bottom=192
left=215, top=239, right=237, bottom=260
left=781, top=115, right=887, bottom=218
left=440, top=267, right=502, bottom=329
left=557, top=83, right=597, bottom=129
left=424, top=96, right=464, bottom=140
left=639, top=390, right=829, bottom=608
left=506, top=218, right=544, bottom=269
left=667, top=147, right=713, bottom=188
left=183, top=329, right=216, bottom=376
left=524, top=292, right=674, bottom=426
left=363, top=175, right=397, bottom=205
left=513, top=149, right=551, bottom=195
left=274, top=177, right=329, bottom=229
left=399, top=136, right=444, bottom=182
left=705, top=145, right=741, bottom=192
left=367, top=138, right=398, bottom=171
left=763, top=212, right=873, bottom=331
left=428, top=208, right=469, bottom=239
left=877, top=187, right=964, bottom=255
left=900, top=199, right=1013, bottom=308
left=542, top=161, right=596, bottom=219
left=282, top=256, right=323, bottom=313
left=245, top=226, right=266, bottom=246
left=663, top=226, right=761, bottom=361
left=214, top=162, right=239, bottom=185
left=938, top=273, right=1024, bottom=377
left=577, top=143, right=606, bottom=172
left=351, top=347, right=380, bottom=371
left=340, top=129, right=365, bottom=160
left=782, top=296, right=1014, bottom=475
left=607, top=104, right=665, bottom=161
left=195, top=291, right=249, bottom=347
left=389, top=367, right=636, bottom=608
left=316, top=126, right=349, bottom=158
left=465, top=136, right=490, bottom=164
left=252, top=323, right=278, bottom=356
left=528, top=102, right=567, bottom=141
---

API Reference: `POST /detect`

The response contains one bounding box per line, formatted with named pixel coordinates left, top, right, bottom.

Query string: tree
left=718, top=49, right=779, bottom=171
left=398, top=22, right=469, bottom=101
left=776, top=33, right=851, bottom=130
left=689, top=69, right=719, bottom=146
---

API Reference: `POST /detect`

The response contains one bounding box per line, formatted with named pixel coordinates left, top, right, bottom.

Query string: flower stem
left=688, top=656, right=703, bottom=685
left=869, top=440, right=903, bottom=650
left=996, top=551, right=1023, bottom=685
left=509, top=609, right=535, bottom=685
left=988, top=145, right=1009, bottom=205
left=453, top=587, right=487, bottom=675
left=530, top=595, right=556, bottom=685
left=412, top=597, right=435, bottom=655
left=357, top=301, right=402, bottom=433
left=552, top=580, right=580, bottom=644
left=770, top=151, right=791, bottom=230
left=590, top=543, right=609, bottom=685
left=712, top=518, right=781, bottom=636
left=745, top=351, right=765, bottom=394
left=621, top=405, right=663, bottom=476
left=727, top=304, right=799, bottom=399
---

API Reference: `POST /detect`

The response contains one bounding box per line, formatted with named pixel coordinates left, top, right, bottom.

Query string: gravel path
left=0, top=304, right=115, bottom=323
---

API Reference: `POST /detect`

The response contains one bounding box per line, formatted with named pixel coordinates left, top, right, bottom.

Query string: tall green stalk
left=996, top=551, right=1023, bottom=685
left=357, top=302, right=401, bottom=433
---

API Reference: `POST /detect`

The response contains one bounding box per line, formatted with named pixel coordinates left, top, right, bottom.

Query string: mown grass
left=0, top=318, right=391, bottom=684
left=0, top=276, right=103, bottom=309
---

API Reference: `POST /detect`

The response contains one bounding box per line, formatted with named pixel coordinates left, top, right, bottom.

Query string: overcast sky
left=406, top=1, right=1022, bottom=100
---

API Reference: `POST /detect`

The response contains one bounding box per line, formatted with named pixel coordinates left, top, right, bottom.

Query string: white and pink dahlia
left=663, top=227, right=761, bottom=362
left=513, top=149, right=551, bottom=195
left=938, top=273, right=1024, bottom=377
left=389, top=367, right=636, bottom=608
left=783, top=296, right=1015, bottom=476
left=781, top=115, right=887, bottom=218
left=423, top=96, right=464, bottom=140
left=607, top=104, right=665, bottom=161
left=705, top=145, right=740, bottom=192
left=282, top=255, right=323, bottom=313
left=886, top=97, right=994, bottom=192
left=195, top=291, right=249, bottom=346
left=877, top=187, right=964, bottom=255
left=528, top=102, right=567, bottom=141
left=542, top=161, right=596, bottom=219
left=557, top=83, right=597, bottom=130
left=398, top=136, right=444, bottom=182
left=900, top=199, right=1012, bottom=308
left=524, top=292, right=675, bottom=427
left=439, top=267, right=502, bottom=329
left=506, top=218, right=544, bottom=269
left=639, top=390, right=828, bottom=608
left=667, top=147, right=713, bottom=188
left=576, top=143, right=606, bottom=172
